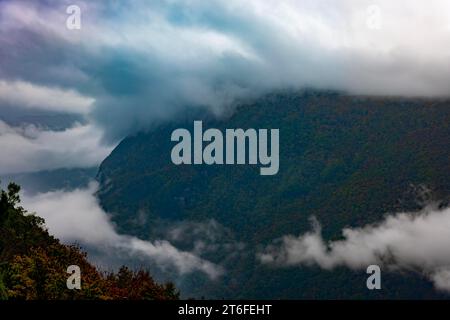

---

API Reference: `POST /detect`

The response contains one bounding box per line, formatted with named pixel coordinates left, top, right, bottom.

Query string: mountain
left=97, top=90, right=450, bottom=299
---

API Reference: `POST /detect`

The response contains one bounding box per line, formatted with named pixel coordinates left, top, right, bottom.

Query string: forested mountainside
left=97, top=90, right=450, bottom=299
left=0, top=182, right=179, bottom=300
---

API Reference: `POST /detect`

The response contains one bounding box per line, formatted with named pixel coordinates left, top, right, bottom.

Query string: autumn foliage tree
left=0, top=181, right=179, bottom=300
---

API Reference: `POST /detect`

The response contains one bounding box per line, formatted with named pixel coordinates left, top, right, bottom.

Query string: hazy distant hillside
left=97, top=90, right=450, bottom=299
left=1, top=168, right=97, bottom=195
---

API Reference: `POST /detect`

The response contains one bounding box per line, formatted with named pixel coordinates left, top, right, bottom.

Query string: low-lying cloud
left=0, top=121, right=112, bottom=175
left=259, top=205, right=450, bottom=292
left=164, top=219, right=246, bottom=259
left=22, top=182, right=222, bottom=279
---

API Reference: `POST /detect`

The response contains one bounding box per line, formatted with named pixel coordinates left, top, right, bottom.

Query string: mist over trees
left=0, top=181, right=179, bottom=300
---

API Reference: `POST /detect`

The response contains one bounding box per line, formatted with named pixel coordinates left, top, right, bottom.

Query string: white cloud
left=2, top=0, right=450, bottom=141
left=22, top=182, right=223, bottom=279
left=260, top=206, right=450, bottom=292
left=0, top=120, right=112, bottom=174
left=0, top=80, right=94, bottom=114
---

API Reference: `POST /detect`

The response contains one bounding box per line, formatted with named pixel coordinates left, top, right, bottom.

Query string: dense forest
left=97, top=90, right=450, bottom=299
left=0, top=181, right=179, bottom=300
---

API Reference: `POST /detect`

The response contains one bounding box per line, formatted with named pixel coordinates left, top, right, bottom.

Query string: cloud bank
left=259, top=206, right=450, bottom=292
left=1, top=0, right=450, bottom=142
left=0, top=121, right=112, bottom=175
left=22, top=182, right=222, bottom=279
left=0, top=80, right=94, bottom=114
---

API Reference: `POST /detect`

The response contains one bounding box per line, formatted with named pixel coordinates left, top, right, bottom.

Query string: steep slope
left=0, top=182, right=179, bottom=300
left=97, top=90, right=450, bottom=298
